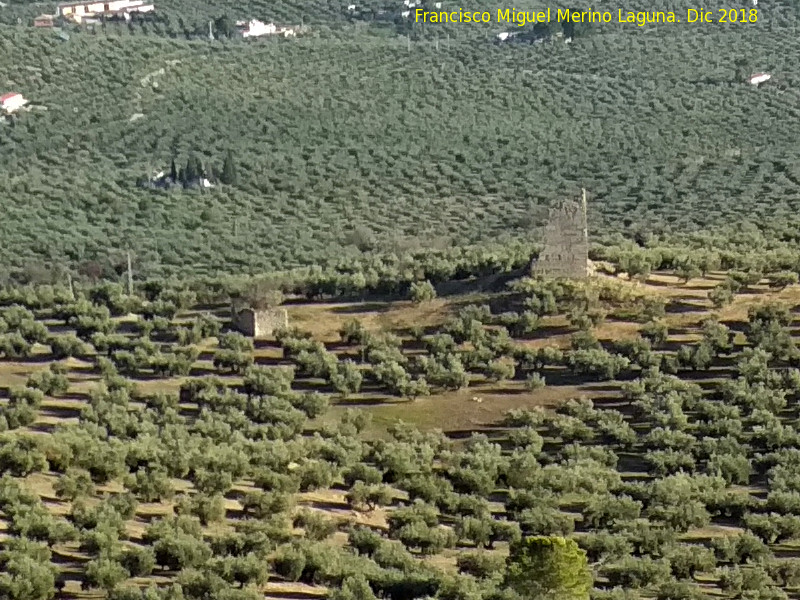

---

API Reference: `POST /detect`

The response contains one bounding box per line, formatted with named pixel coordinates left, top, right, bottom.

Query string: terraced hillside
left=3, top=266, right=800, bottom=599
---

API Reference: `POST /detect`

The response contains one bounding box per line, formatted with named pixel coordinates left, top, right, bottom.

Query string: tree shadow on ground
left=665, top=300, right=708, bottom=314
left=330, top=303, right=393, bottom=315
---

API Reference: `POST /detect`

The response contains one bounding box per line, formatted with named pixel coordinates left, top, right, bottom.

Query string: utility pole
left=581, top=188, right=588, bottom=239
left=126, top=251, right=133, bottom=296
left=67, top=272, right=74, bottom=300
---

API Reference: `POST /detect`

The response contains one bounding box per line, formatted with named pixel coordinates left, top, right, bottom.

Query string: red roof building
left=34, top=14, right=55, bottom=26
left=1, top=93, right=28, bottom=113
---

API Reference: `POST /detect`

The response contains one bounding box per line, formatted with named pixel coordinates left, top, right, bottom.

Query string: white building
left=748, top=72, right=771, bottom=86
left=239, top=20, right=298, bottom=38
left=57, top=0, right=154, bottom=22
left=1, top=93, right=28, bottom=114
left=241, top=19, right=277, bottom=37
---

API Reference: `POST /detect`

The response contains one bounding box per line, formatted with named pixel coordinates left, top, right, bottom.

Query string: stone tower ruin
left=530, top=188, right=589, bottom=279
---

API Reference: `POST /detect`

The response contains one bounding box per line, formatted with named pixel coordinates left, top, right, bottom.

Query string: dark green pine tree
left=735, top=57, right=750, bottom=82
left=220, top=150, right=238, bottom=185
left=170, top=158, right=178, bottom=182
left=561, top=19, right=575, bottom=39
left=505, top=536, right=592, bottom=600
left=183, top=154, right=200, bottom=186
left=214, top=15, right=234, bottom=38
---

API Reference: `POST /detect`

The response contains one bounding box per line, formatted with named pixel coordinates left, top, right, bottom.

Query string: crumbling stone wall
left=232, top=307, right=289, bottom=338
left=531, top=189, right=589, bottom=279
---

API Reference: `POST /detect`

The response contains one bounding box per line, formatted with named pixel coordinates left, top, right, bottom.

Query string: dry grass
left=286, top=298, right=456, bottom=343
left=326, top=380, right=590, bottom=435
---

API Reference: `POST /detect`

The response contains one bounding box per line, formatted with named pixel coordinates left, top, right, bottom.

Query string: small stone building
left=34, top=14, right=56, bottom=27
left=531, top=189, right=590, bottom=279
left=231, top=306, right=289, bottom=338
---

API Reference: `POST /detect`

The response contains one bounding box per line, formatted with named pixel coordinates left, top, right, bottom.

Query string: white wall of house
left=2, top=95, right=28, bottom=113
left=59, top=0, right=149, bottom=17
left=109, top=0, right=136, bottom=10
left=242, top=20, right=277, bottom=37
left=78, top=3, right=104, bottom=14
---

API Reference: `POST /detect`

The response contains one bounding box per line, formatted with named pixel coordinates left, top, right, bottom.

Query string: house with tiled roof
left=1, top=93, right=28, bottom=114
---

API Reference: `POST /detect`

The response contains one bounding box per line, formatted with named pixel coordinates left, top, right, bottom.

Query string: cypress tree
left=184, top=154, right=199, bottom=185
left=221, top=150, right=238, bottom=185
left=735, top=57, right=750, bottom=82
